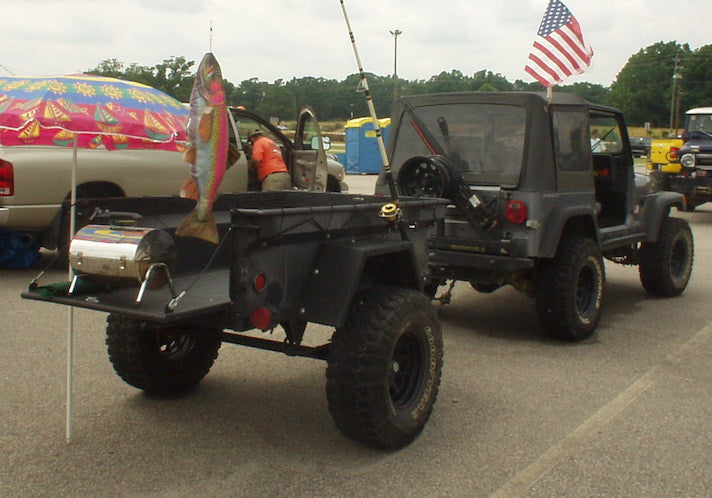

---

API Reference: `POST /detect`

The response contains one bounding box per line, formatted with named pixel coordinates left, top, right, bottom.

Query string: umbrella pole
left=66, top=137, right=78, bottom=442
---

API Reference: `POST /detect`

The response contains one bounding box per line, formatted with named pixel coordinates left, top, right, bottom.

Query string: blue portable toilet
left=345, top=117, right=391, bottom=174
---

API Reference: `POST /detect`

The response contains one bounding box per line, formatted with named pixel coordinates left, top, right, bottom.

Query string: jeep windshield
left=390, top=103, right=526, bottom=187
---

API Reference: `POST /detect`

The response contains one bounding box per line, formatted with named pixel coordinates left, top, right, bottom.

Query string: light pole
left=390, top=29, right=402, bottom=101
left=669, top=56, right=682, bottom=133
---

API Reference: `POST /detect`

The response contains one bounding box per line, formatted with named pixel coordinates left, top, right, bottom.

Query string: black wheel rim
left=389, top=329, right=424, bottom=407
left=155, top=327, right=195, bottom=359
left=400, top=161, right=444, bottom=197
left=576, top=264, right=597, bottom=317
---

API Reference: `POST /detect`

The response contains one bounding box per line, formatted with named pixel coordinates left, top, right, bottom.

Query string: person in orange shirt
left=246, top=129, right=292, bottom=191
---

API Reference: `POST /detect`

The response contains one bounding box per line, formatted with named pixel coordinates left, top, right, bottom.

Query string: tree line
left=88, top=41, right=711, bottom=128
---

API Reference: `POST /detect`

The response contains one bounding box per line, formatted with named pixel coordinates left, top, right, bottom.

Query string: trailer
left=23, top=191, right=447, bottom=450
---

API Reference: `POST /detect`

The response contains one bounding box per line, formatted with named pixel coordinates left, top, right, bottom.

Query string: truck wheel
left=326, top=287, right=443, bottom=450
left=639, top=217, right=693, bottom=297
left=106, top=314, right=221, bottom=396
left=326, top=175, right=341, bottom=192
left=535, top=236, right=605, bottom=341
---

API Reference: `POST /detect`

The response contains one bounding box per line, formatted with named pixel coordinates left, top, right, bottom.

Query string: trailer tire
left=106, top=314, right=221, bottom=396
left=639, top=217, right=693, bottom=297
left=326, top=287, right=443, bottom=450
left=535, top=235, right=605, bottom=341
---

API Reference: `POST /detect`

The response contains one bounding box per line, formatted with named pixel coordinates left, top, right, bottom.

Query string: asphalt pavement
left=1, top=174, right=710, bottom=496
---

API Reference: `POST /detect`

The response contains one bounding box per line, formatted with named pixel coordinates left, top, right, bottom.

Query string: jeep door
left=293, top=106, right=329, bottom=192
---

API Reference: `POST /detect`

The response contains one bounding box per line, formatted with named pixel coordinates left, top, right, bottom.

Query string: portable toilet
left=345, top=117, right=391, bottom=174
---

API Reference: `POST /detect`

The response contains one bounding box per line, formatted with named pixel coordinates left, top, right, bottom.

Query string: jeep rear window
left=390, top=104, right=525, bottom=187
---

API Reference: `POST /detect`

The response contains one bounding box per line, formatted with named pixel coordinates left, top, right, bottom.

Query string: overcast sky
left=1, top=0, right=709, bottom=89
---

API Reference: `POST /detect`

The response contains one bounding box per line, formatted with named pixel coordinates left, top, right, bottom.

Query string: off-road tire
left=326, top=175, right=342, bottom=192
left=106, top=314, right=221, bottom=396
left=326, top=287, right=443, bottom=450
left=639, top=217, right=693, bottom=297
left=535, top=235, right=605, bottom=341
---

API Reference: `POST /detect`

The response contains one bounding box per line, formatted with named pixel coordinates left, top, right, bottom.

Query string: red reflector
left=253, top=273, right=267, bottom=291
left=505, top=200, right=527, bottom=224
left=251, top=307, right=272, bottom=330
left=0, top=159, right=14, bottom=196
left=668, top=147, right=680, bottom=161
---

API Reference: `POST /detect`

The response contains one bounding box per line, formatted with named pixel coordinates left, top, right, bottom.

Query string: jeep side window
left=589, top=116, right=623, bottom=155
left=553, top=110, right=588, bottom=172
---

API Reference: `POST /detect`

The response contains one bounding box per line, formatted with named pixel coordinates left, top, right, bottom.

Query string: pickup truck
left=0, top=106, right=348, bottom=267
left=376, top=91, right=694, bottom=341
left=647, top=107, right=712, bottom=211
left=22, top=191, right=446, bottom=450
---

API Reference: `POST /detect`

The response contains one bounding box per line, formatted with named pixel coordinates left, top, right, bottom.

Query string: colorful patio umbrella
left=0, top=74, right=190, bottom=268
left=0, top=74, right=190, bottom=441
left=0, top=74, right=189, bottom=150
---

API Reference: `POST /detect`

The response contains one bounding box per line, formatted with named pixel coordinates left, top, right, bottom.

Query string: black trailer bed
left=23, top=191, right=447, bottom=325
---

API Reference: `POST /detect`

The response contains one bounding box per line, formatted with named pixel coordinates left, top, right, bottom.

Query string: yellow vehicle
left=646, top=137, right=684, bottom=174
left=647, top=107, right=712, bottom=211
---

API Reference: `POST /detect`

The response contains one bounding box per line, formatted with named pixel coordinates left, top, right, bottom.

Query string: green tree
left=558, top=82, right=609, bottom=105
left=149, top=56, right=195, bottom=102
left=679, top=44, right=712, bottom=110
left=609, top=41, right=691, bottom=126
left=472, top=70, right=514, bottom=91
left=88, top=56, right=195, bottom=102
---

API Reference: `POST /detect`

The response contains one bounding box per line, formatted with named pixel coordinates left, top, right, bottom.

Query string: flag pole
left=547, top=86, right=553, bottom=105
left=66, top=135, right=78, bottom=442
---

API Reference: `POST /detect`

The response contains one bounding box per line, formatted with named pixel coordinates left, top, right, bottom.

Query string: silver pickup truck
left=0, top=106, right=347, bottom=264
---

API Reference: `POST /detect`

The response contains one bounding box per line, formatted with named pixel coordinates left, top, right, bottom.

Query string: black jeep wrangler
left=376, top=92, right=694, bottom=341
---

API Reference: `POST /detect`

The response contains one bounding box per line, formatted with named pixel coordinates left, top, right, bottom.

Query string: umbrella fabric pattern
left=0, top=75, right=189, bottom=151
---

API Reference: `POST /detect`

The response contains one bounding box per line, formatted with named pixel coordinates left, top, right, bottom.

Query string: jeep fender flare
left=642, top=191, right=683, bottom=242
left=538, top=206, right=599, bottom=258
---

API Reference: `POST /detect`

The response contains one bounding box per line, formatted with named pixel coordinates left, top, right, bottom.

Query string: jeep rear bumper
left=429, top=248, right=534, bottom=279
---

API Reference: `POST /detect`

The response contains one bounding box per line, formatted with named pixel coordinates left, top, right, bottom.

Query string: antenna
left=209, top=20, right=213, bottom=52
left=0, top=63, right=16, bottom=76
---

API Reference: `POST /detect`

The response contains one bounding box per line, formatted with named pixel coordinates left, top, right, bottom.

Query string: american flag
left=524, top=0, right=593, bottom=87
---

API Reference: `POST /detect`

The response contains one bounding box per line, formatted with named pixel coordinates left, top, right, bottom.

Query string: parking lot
left=1, top=174, right=711, bottom=496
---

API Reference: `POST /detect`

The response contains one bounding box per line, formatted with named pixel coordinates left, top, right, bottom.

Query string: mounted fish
left=176, top=52, right=230, bottom=244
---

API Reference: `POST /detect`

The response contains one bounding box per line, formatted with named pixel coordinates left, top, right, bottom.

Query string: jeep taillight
left=0, top=159, right=13, bottom=196
left=505, top=200, right=527, bottom=224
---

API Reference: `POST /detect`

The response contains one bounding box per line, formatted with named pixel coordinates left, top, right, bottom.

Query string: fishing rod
left=337, top=0, right=398, bottom=201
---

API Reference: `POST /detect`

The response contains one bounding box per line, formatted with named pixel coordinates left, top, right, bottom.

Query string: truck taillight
left=668, top=147, right=680, bottom=162
left=505, top=200, right=527, bottom=224
left=0, top=159, right=13, bottom=196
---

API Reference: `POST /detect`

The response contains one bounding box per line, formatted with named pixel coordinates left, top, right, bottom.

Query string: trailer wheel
left=106, top=314, right=221, bottom=396
left=326, top=287, right=443, bottom=450
left=535, top=235, right=605, bottom=341
left=639, top=217, right=693, bottom=297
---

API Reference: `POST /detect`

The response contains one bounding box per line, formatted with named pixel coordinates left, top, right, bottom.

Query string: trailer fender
left=299, top=239, right=421, bottom=328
